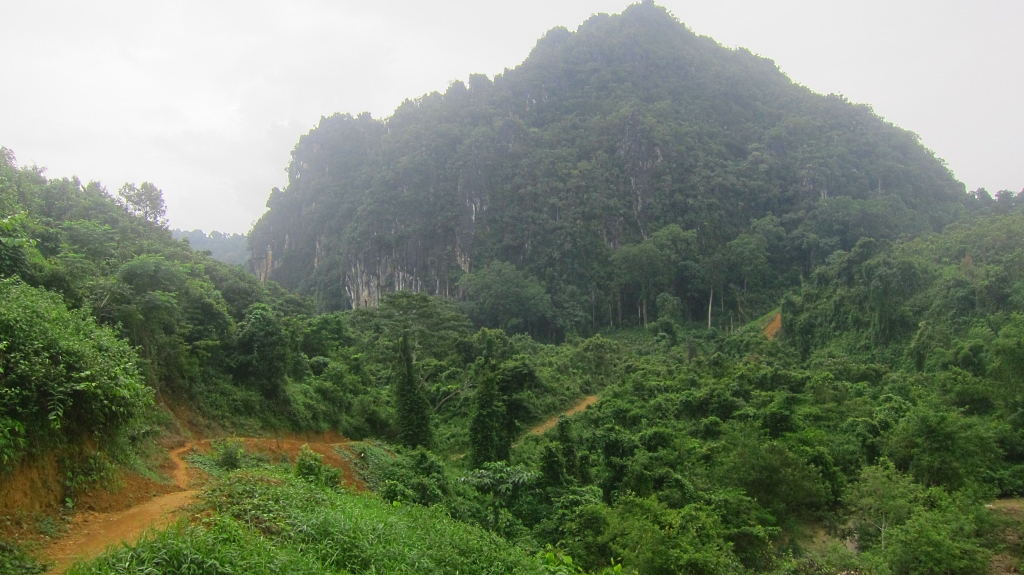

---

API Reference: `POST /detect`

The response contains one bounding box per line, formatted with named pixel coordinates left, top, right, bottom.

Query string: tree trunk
left=707, top=287, right=714, bottom=329
left=617, top=289, right=622, bottom=327
left=642, top=297, right=648, bottom=327
left=591, top=290, right=596, bottom=332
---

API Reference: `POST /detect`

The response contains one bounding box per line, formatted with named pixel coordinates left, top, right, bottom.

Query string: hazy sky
left=2, top=1, right=1021, bottom=233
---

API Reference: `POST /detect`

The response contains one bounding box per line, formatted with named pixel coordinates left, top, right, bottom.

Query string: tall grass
left=68, top=468, right=547, bottom=575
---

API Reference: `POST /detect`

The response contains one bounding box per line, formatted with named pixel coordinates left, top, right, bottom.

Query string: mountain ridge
left=249, top=1, right=964, bottom=335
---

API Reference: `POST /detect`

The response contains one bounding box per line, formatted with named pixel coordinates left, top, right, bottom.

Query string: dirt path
left=987, top=498, right=1024, bottom=574
left=42, top=443, right=198, bottom=574
left=764, top=312, right=782, bottom=340
left=38, top=437, right=363, bottom=573
left=528, top=395, right=599, bottom=435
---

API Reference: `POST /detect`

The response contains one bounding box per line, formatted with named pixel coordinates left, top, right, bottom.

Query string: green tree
left=0, top=212, right=34, bottom=278
left=844, top=459, right=924, bottom=550
left=990, top=314, right=1024, bottom=387
left=348, top=291, right=470, bottom=363
left=612, top=241, right=670, bottom=327
left=458, top=261, right=553, bottom=336
left=876, top=499, right=990, bottom=575
left=883, top=407, right=1001, bottom=490
left=235, top=303, right=289, bottom=398
left=116, top=182, right=167, bottom=226
left=470, top=369, right=505, bottom=466
left=395, top=335, right=432, bottom=448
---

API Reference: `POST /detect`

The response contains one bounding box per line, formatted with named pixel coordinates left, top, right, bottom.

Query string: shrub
left=294, top=445, right=340, bottom=488
left=0, top=279, right=151, bottom=468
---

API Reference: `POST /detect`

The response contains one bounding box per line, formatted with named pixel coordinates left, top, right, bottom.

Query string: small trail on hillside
left=40, top=437, right=361, bottom=574
left=764, top=312, right=782, bottom=340
left=42, top=443, right=198, bottom=575
left=528, top=395, right=599, bottom=436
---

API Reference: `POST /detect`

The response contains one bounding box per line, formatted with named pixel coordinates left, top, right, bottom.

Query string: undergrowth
left=0, top=539, right=46, bottom=575
left=184, top=439, right=271, bottom=476
left=68, top=467, right=549, bottom=575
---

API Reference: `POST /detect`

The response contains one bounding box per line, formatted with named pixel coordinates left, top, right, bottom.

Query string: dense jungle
left=3, top=3, right=1024, bottom=574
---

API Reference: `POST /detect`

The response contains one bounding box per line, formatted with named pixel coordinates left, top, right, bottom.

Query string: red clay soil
left=764, top=312, right=782, bottom=340
left=529, top=395, right=599, bottom=435
left=75, top=471, right=181, bottom=515
left=0, top=452, right=63, bottom=517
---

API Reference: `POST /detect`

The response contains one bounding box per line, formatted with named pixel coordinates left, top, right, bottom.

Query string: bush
left=294, top=445, right=341, bottom=488
left=212, top=439, right=245, bottom=471
left=0, top=279, right=151, bottom=468
left=0, top=540, right=46, bottom=575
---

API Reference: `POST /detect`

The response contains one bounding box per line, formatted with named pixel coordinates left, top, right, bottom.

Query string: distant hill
left=173, top=229, right=249, bottom=266
left=249, top=1, right=965, bottom=335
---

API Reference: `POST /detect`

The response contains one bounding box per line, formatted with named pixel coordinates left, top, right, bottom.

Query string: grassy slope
left=68, top=468, right=547, bottom=575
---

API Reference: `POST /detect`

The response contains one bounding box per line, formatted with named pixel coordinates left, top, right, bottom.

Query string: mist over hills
left=250, top=1, right=965, bottom=336
left=172, top=228, right=249, bottom=266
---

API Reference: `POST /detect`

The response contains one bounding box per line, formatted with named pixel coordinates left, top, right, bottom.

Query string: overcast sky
left=2, top=1, right=1021, bottom=233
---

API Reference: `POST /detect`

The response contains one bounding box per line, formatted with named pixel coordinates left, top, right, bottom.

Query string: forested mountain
left=171, top=229, right=249, bottom=266
left=7, top=2, right=1024, bottom=573
left=250, top=1, right=965, bottom=337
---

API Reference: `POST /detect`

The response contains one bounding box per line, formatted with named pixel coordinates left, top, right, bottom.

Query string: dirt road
left=528, top=395, right=599, bottom=435
left=42, top=443, right=197, bottom=574
left=39, top=437, right=361, bottom=573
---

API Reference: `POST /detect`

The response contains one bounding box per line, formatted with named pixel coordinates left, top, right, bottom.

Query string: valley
left=3, top=3, right=1024, bottom=574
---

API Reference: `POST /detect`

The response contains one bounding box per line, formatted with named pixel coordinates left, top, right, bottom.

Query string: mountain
left=251, top=1, right=964, bottom=335
left=172, top=228, right=249, bottom=266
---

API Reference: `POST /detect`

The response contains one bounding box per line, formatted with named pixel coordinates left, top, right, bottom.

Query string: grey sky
left=2, top=1, right=1021, bottom=234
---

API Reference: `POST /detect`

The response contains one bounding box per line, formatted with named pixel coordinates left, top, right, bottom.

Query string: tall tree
left=236, top=303, right=289, bottom=398
left=117, top=182, right=167, bottom=226
left=469, top=369, right=504, bottom=467
left=395, top=334, right=432, bottom=448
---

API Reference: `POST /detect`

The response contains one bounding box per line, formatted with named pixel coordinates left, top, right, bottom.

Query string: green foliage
left=0, top=212, right=34, bottom=278
left=377, top=447, right=451, bottom=507
left=471, top=370, right=507, bottom=466
left=72, top=470, right=549, bottom=575
left=395, top=335, right=433, bottom=448
left=867, top=496, right=991, bottom=575
left=470, top=356, right=542, bottom=466
left=844, top=459, right=925, bottom=550
left=235, top=303, right=289, bottom=398
left=115, top=182, right=167, bottom=226
left=883, top=407, right=1000, bottom=490
left=294, top=444, right=341, bottom=488
left=460, top=261, right=554, bottom=337
left=0, top=540, right=45, bottom=575
left=601, top=497, right=744, bottom=575
left=0, top=278, right=151, bottom=466
left=213, top=439, right=245, bottom=471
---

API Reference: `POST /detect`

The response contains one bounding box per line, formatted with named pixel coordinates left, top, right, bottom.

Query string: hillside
left=249, top=1, right=965, bottom=336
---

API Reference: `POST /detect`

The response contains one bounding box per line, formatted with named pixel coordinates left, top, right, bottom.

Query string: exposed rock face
left=249, top=3, right=963, bottom=314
